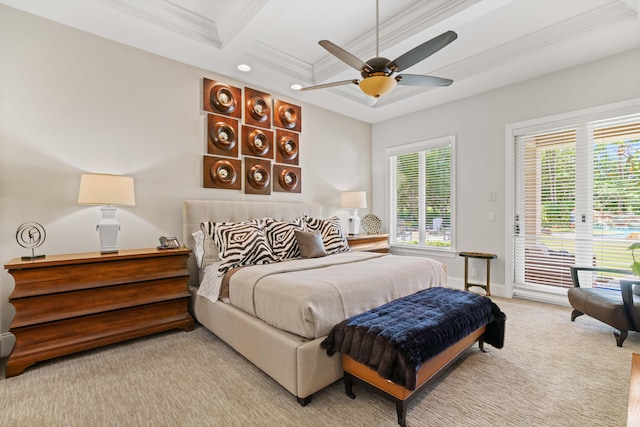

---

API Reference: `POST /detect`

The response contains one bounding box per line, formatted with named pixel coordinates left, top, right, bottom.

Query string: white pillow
left=196, top=261, right=223, bottom=303
left=192, top=230, right=205, bottom=268
left=199, top=222, right=222, bottom=268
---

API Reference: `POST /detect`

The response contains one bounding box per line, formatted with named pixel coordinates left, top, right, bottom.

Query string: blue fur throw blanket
left=321, top=287, right=505, bottom=390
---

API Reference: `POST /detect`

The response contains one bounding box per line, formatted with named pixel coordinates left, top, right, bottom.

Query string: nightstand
left=4, top=247, right=194, bottom=377
left=347, top=234, right=390, bottom=253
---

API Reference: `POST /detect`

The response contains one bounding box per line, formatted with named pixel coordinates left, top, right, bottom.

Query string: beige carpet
left=1, top=297, right=638, bottom=427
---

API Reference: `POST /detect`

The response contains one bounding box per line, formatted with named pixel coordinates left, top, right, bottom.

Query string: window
left=513, top=111, right=640, bottom=290
left=388, top=135, right=455, bottom=251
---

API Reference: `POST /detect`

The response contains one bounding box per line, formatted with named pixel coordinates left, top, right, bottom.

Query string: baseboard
left=0, top=333, right=15, bottom=358
left=447, top=276, right=510, bottom=299
left=512, top=287, right=570, bottom=306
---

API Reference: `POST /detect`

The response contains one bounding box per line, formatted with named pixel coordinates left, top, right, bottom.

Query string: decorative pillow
left=199, top=222, right=220, bottom=268
left=192, top=231, right=205, bottom=268
left=304, top=216, right=349, bottom=255
left=263, top=217, right=305, bottom=260
left=196, top=261, right=223, bottom=302
left=210, top=220, right=277, bottom=274
left=294, top=229, right=327, bottom=258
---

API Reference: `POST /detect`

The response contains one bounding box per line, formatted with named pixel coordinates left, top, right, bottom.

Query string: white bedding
left=225, top=251, right=447, bottom=339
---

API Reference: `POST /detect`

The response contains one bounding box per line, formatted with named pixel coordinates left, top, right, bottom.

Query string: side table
left=347, top=234, right=390, bottom=253
left=459, top=251, right=497, bottom=296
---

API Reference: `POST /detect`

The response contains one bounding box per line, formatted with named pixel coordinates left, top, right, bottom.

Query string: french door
left=513, top=112, right=640, bottom=291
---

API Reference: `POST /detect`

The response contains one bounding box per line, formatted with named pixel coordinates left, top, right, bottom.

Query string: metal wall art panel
left=275, top=129, right=299, bottom=165
left=273, top=100, right=301, bottom=132
left=241, top=125, right=273, bottom=159
left=207, top=114, right=239, bottom=157
left=244, top=87, right=271, bottom=129
left=203, top=155, right=242, bottom=190
left=273, top=164, right=301, bottom=193
left=244, top=157, right=271, bottom=195
left=203, top=78, right=242, bottom=119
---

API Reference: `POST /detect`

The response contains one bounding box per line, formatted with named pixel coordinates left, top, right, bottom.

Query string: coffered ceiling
left=3, top=0, right=639, bottom=123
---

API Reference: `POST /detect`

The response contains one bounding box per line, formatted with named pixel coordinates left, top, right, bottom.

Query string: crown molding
left=96, top=0, right=266, bottom=49
left=435, top=1, right=637, bottom=82
left=247, top=42, right=314, bottom=82
left=97, top=0, right=221, bottom=48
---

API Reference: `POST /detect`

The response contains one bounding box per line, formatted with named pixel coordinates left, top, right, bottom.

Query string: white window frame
left=386, top=135, right=456, bottom=258
left=505, top=98, right=640, bottom=303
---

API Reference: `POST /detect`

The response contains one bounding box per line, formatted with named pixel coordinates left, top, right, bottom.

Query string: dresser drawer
left=10, top=276, right=190, bottom=328
left=9, top=255, right=188, bottom=298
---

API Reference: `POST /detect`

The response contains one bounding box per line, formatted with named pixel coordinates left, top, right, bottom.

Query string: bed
left=183, top=200, right=448, bottom=405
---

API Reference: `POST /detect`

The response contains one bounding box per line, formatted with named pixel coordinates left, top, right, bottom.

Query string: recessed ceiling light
left=237, top=64, right=251, bottom=72
left=290, top=84, right=302, bottom=91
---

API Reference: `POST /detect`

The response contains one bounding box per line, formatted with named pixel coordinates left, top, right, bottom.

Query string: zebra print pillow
left=204, top=219, right=277, bottom=275
left=263, top=217, right=305, bottom=260
left=304, top=216, right=349, bottom=255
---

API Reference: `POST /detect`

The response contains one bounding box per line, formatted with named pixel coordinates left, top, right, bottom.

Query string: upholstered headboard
left=182, top=200, right=323, bottom=286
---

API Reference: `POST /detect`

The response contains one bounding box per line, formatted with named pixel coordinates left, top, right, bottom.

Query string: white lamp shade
left=341, top=191, right=367, bottom=209
left=78, top=174, right=136, bottom=206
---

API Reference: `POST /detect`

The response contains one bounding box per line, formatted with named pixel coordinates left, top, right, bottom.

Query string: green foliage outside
left=538, top=136, right=640, bottom=272
left=395, top=147, right=451, bottom=247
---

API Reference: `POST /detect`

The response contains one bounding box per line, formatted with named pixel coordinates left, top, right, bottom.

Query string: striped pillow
left=263, top=217, right=305, bottom=260
left=304, top=216, right=349, bottom=255
left=204, top=219, right=277, bottom=274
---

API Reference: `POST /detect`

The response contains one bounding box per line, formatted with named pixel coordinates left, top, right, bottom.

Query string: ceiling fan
left=300, top=0, right=457, bottom=99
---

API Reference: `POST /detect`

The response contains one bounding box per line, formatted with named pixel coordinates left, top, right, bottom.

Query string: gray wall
left=0, top=6, right=372, bottom=344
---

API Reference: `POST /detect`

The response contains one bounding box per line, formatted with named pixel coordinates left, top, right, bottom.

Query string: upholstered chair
left=568, top=266, right=640, bottom=347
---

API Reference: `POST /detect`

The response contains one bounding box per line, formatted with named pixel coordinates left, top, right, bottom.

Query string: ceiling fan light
left=359, top=75, right=397, bottom=98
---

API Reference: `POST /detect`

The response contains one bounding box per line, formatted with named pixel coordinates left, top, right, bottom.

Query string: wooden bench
left=343, top=325, right=486, bottom=427
left=323, top=287, right=505, bottom=427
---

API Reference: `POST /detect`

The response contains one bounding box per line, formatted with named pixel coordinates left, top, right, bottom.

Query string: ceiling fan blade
left=388, top=31, right=457, bottom=72
left=319, top=40, right=373, bottom=72
left=396, top=74, right=453, bottom=87
left=299, top=79, right=359, bottom=91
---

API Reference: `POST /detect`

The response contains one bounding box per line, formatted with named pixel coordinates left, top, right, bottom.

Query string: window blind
left=389, top=137, right=453, bottom=249
left=514, top=112, right=640, bottom=289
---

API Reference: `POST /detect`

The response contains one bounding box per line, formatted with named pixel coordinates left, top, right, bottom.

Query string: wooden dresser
left=347, top=234, right=390, bottom=253
left=4, top=247, right=194, bottom=377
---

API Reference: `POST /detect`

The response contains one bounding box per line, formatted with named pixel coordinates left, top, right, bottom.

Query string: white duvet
left=226, top=251, right=447, bottom=339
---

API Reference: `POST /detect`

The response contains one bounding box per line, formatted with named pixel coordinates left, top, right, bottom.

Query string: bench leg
left=615, top=330, right=629, bottom=347
left=344, top=373, right=356, bottom=399
left=571, top=309, right=584, bottom=321
left=395, top=399, right=408, bottom=427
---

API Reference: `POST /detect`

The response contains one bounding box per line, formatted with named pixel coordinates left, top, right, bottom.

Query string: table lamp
left=341, top=191, right=367, bottom=235
left=78, top=173, right=135, bottom=253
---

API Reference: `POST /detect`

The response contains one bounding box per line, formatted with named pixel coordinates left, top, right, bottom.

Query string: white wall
left=0, top=6, right=371, bottom=339
left=372, top=47, right=640, bottom=297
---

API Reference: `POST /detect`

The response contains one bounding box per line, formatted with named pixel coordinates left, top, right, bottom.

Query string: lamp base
left=347, top=208, right=361, bottom=236
left=98, top=206, right=121, bottom=254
